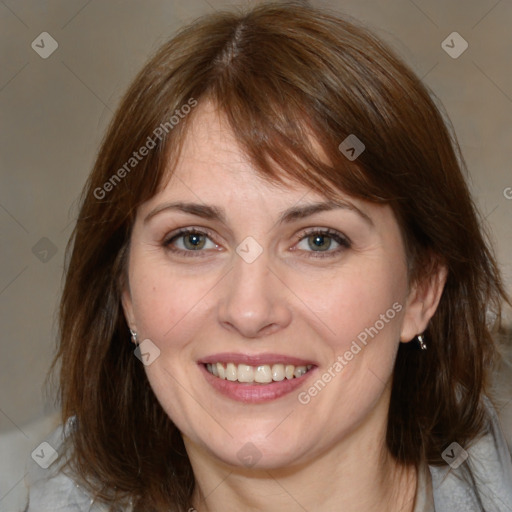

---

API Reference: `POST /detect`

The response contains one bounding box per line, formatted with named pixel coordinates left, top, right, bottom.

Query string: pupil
left=309, top=234, right=331, bottom=251
left=185, top=233, right=205, bottom=250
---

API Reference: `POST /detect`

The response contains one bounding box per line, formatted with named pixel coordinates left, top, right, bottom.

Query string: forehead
left=146, top=99, right=395, bottom=235
left=163, top=100, right=316, bottom=202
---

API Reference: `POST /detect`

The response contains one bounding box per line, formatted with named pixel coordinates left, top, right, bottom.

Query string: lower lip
left=199, top=364, right=316, bottom=403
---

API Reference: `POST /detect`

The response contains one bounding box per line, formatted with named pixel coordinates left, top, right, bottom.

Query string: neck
left=184, top=402, right=418, bottom=512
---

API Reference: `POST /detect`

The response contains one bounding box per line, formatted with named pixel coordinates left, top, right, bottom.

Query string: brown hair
left=49, top=2, right=510, bottom=510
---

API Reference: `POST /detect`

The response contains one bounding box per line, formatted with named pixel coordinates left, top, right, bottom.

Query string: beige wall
left=0, top=0, right=511, bottom=507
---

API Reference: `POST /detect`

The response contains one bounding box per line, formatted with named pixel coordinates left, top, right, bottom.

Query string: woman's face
left=122, top=101, right=432, bottom=469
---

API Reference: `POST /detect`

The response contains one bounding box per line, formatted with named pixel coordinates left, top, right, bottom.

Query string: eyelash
left=162, top=227, right=352, bottom=259
left=162, top=227, right=218, bottom=258
left=294, top=228, right=351, bottom=258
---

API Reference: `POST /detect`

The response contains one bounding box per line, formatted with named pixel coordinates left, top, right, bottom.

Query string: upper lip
left=198, top=352, right=317, bottom=367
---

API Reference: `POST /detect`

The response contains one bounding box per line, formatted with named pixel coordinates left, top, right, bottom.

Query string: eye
left=294, top=229, right=351, bottom=258
left=163, top=228, right=220, bottom=255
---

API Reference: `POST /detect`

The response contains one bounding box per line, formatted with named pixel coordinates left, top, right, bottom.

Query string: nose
left=216, top=251, right=292, bottom=339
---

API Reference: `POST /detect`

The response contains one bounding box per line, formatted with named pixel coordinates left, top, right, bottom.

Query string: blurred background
left=1, top=0, right=511, bottom=509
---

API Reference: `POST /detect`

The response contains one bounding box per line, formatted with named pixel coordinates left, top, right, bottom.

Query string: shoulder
left=23, top=417, right=115, bottom=512
left=429, top=396, right=512, bottom=511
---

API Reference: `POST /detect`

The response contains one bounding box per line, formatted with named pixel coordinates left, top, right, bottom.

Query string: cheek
left=302, top=260, right=405, bottom=350
left=127, top=254, right=216, bottom=344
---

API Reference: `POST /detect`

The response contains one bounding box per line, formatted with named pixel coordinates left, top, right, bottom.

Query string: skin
left=122, top=100, right=447, bottom=512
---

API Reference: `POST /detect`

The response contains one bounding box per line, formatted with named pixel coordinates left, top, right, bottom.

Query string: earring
left=129, top=328, right=138, bottom=345
left=417, top=334, right=427, bottom=350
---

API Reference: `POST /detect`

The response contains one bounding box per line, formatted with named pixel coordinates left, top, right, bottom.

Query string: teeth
left=294, top=366, right=307, bottom=378
left=272, top=364, right=285, bottom=381
left=237, top=364, right=254, bottom=383
left=205, top=362, right=313, bottom=383
left=255, top=365, right=272, bottom=383
left=226, top=362, right=237, bottom=381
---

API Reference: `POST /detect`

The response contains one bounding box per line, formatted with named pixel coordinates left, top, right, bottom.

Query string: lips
left=198, top=352, right=317, bottom=403
left=199, top=352, right=316, bottom=367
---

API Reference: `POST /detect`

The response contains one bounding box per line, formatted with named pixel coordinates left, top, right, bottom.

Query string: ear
left=400, top=262, right=448, bottom=343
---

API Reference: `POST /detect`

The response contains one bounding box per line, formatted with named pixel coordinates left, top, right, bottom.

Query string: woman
left=25, top=2, right=512, bottom=511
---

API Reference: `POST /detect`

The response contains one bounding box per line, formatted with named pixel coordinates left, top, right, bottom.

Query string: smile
left=198, top=353, right=317, bottom=403
left=205, top=362, right=314, bottom=383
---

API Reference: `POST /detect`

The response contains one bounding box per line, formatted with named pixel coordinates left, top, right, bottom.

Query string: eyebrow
left=143, top=200, right=373, bottom=227
left=277, top=200, right=373, bottom=226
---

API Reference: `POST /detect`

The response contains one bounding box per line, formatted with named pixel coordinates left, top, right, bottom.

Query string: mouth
left=198, top=353, right=317, bottom=403
left=204, top=362, right=314, bottom=383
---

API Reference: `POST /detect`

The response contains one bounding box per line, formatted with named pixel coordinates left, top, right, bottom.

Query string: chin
left=190, top=425, right=313, bottom=471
